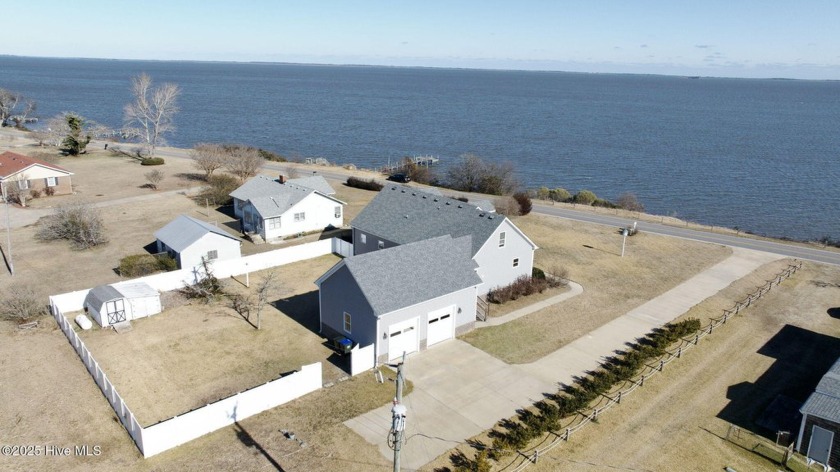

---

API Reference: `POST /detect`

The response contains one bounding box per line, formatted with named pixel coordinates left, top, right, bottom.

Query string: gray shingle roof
left=85, top=285, right=123, bottom=309
left=351, top=185, right=506, bottom=256
left=230, top=174, right=335, bottom=201
left=247, top=185, right=315, bottom=219
left=154, top=215, right=239, bottom=253
left=339, top=235, right=481, bottom=316
left=801, top=358, right=840, bottom=422
left=288, top=175, right=335, bottom=195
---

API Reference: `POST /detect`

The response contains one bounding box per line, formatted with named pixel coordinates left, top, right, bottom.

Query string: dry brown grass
left=76, top=255, right=342, bottom=425
left=423, top=260, right=840, bottom=472
left=460, top=213, right=733, bottom=364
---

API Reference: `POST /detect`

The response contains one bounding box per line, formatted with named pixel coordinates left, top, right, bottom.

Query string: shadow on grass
left=717, top=324, right=840, bottom=438
left=274, top=291, right=320, bottom=334
left=233, top=421, right=285, bottom=471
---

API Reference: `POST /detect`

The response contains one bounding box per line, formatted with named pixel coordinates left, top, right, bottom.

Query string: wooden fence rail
left=501, top=260, right=802, bottom=472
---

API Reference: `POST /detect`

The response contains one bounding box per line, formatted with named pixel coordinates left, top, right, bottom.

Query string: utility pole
left=390, top=352, right=407, bottom=472
left=4, top=190, right=13, bottom=276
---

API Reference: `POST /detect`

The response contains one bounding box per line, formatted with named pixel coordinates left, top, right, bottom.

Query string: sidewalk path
left=344, top=247, right=784, bottom=470
left=477, top=281, right=583, bottom=327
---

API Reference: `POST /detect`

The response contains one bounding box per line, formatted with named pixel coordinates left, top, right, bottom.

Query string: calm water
left=1, top=55, right=838, bottom=240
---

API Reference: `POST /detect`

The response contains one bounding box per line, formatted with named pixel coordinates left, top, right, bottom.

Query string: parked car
left=387, top=173, right=411, bottom=183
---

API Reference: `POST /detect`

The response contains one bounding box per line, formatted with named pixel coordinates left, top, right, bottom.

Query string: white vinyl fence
left=47, top=238, right=342, bottom=458
left=351, top=344, right=375, bottom=376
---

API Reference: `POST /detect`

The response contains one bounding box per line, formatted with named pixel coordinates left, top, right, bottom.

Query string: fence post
left=723, top=311, right=728, bottom=324
left=735, top=302, right=740, bottom=314
left=565, top=428, right=570, bottom=441
left=640, top=374, right=645, bottom=387
left=617, top=391, right=622, bottom=404
left=708, top=323, right=714, bottom=334
left=677, top=346, right=682, bottom=358
left=694, top=334, right=699, bottom=345
left=659, top=359, right=664, bottom=371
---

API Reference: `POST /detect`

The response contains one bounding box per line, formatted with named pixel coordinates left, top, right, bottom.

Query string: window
left=499, top=231, right=506, bottom=247
left=294, top=212, right=306, bottom=222
left=513, top=258, right=520, bottom=267
left=46, top=177, right=58, bottom=187
left=360, top=234, right=367, bottom=244
left=18, top=179, right=29, bottom=190
left=343, top=312, right=352, bottom=333
left=268, top=217, right=280, bottom=230
left=335, top=206, right=342, bottom=218
left=378, top=240, right=385, bottom=249
left=207, top=250, right=218, bottom=260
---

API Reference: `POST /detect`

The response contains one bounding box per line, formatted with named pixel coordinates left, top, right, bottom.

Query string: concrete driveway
left=344, top=340, right=556, bottom=471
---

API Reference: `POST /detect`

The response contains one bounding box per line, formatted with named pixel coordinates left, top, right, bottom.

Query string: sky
left=3, top=1, right=840, bottom=80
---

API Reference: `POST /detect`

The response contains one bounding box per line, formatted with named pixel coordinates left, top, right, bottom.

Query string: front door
left=106, top=299, right=126, bottom=324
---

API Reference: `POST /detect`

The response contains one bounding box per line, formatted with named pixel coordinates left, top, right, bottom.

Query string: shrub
left=573, top=189, right=597, bottom=205
left=197, top=173, right=240, bottom=206
left=35, top=202, right=108, bottom=249
left=512, top=191, right=532, bottom=216
left=593, top=198, right=619, bottom=208
left=29, top=189, right=42, bottom=199
left=258, top=148, right=286, bottom=162
left=549, top=187, right=571, bottom=202
left=0, top=285, right=45, bottom=322
left=617, top=192, right=645, bottom=212
left=346, top=177, right=383, bottom=191
left=532, top=267, right=546, bottom=279
left=44, top=186, right=55, bottom=196
left=141, top=157, right=165, bottom=166
left=487, top=274, right=565, bottom=304
left=144, top=169, right=164, bottom=190
left=119, top=253, right=177, bottom=277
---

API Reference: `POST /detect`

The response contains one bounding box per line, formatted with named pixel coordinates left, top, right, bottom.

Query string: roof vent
left=422, top=195, right=427, bottom=199
left=479, top=213, right=485, bottom=217
left=433, top=198, right=438, bottom=202
left=457, top=205, right=463, bottom=209
left=401, top=189, right=406, bottom=193
left=488, top=216, right=494, bottom=219
left=411, top=193, right=416, bottom=196
left=404, top=215, right=409, bottom=218
left=445, top=201, right=450, bottom=205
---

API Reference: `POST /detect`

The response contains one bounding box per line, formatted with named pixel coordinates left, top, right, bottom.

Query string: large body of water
left=1, top=55, right=838, bottom=240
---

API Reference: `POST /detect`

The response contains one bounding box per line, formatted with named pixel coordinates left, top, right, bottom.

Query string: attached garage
left=426, top=305, right=455, bottom=347
left=84, top=282, right=162, bottom=328
left=388, top=318, right=418, bottom=361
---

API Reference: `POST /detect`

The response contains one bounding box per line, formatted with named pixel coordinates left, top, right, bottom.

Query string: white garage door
left=426, top=306, right=455, bottom=347
left=388, top=318, right=418, bottom=361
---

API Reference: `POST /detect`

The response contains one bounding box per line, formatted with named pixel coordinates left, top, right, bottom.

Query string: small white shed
left=84, top=282, right=162, bottom=327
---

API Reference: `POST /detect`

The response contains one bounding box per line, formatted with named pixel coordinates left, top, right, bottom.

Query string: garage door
left=388, top=318, right=418, bottom=361
left=426, top=306, right=455, bottom=347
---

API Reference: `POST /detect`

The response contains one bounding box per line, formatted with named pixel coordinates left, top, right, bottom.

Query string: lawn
left=76, top=255, right=344, bottom=425
left=461, top=213, right=733, bottom=364
left=424, top=259, right=840, bottom=471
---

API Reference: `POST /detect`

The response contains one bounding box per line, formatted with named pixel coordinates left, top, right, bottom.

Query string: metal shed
left=84, top=282, right=162, bottom=327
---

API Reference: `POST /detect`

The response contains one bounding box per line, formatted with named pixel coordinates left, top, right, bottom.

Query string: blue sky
left=4, top=1, right=839, bottom=79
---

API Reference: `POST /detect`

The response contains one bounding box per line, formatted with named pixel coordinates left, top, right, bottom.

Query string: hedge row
left=346, top=177, right=383, bottom=191
left=487, top=318, right=702, bottom=459
left=487, top=272, right=565, bottom=304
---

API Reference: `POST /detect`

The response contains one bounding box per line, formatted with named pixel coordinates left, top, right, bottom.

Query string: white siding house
left=155, top=215, right=241, bottom=269
left=231, top=174, right=345, bottom=241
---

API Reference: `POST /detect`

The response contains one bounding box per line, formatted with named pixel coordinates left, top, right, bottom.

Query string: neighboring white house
left=230, top=174, right=345, bottom=241
left=84, top=282, right=162, bottom=327
left=350, top=185, right=537, bottom=294
left=154, top=215, right=242, bottom=269
left=316, top=235, right=482, bottom=363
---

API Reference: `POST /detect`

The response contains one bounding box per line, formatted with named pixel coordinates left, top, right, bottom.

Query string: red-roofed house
left=0, top=151, right=74, bottom=201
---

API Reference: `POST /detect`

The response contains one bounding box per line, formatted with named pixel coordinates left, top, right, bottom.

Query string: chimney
left=278, top=175, right=286, bottom=184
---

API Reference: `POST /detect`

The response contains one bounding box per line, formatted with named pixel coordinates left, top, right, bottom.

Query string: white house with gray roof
left=230, top=174, right=344, bottom=241
left=316, top=235, right=482, bottom=363
left=797, top=357, right=840, bottom=468
left=351, top=185, right=537, bottom=294
left=154, top=215, right=241, bottom=269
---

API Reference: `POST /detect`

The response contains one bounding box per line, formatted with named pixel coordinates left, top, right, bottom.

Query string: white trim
left=374, top=284, right=478, bottom=318
left=343, top=311, right=352, bottom=334
left=473, top=218, right=539, bottom=259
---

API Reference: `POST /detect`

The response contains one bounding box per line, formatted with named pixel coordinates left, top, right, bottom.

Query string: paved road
left=532, top=204, right=840, bottom=266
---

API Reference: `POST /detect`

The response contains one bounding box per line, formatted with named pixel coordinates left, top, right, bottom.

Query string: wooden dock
left=381, top=155, right=440, bottom=173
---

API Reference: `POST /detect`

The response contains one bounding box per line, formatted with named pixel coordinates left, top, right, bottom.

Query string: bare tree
left=0, top=285, right=45, bottom=321
left=190, top=143, right=227, bottom=179
left=5, top=174, right=31, bottom=207
left=0, top=88, right=21, bottom=126
left=9, top=100, right=36, bottom=128
left=123, top=73, right=180, bottom=158
left=228, top=270, right=279, bottom=330
left=144, top=170, right=165, bottom=190
left=223, top=145, right=265, bottom=182
left=445, top=153, right=518, bottom=195
left=616, top=192, right=645, bottom=212
left=252, top=271, right=279, bottom=330
left=35, top=202, right=108, bottom=249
